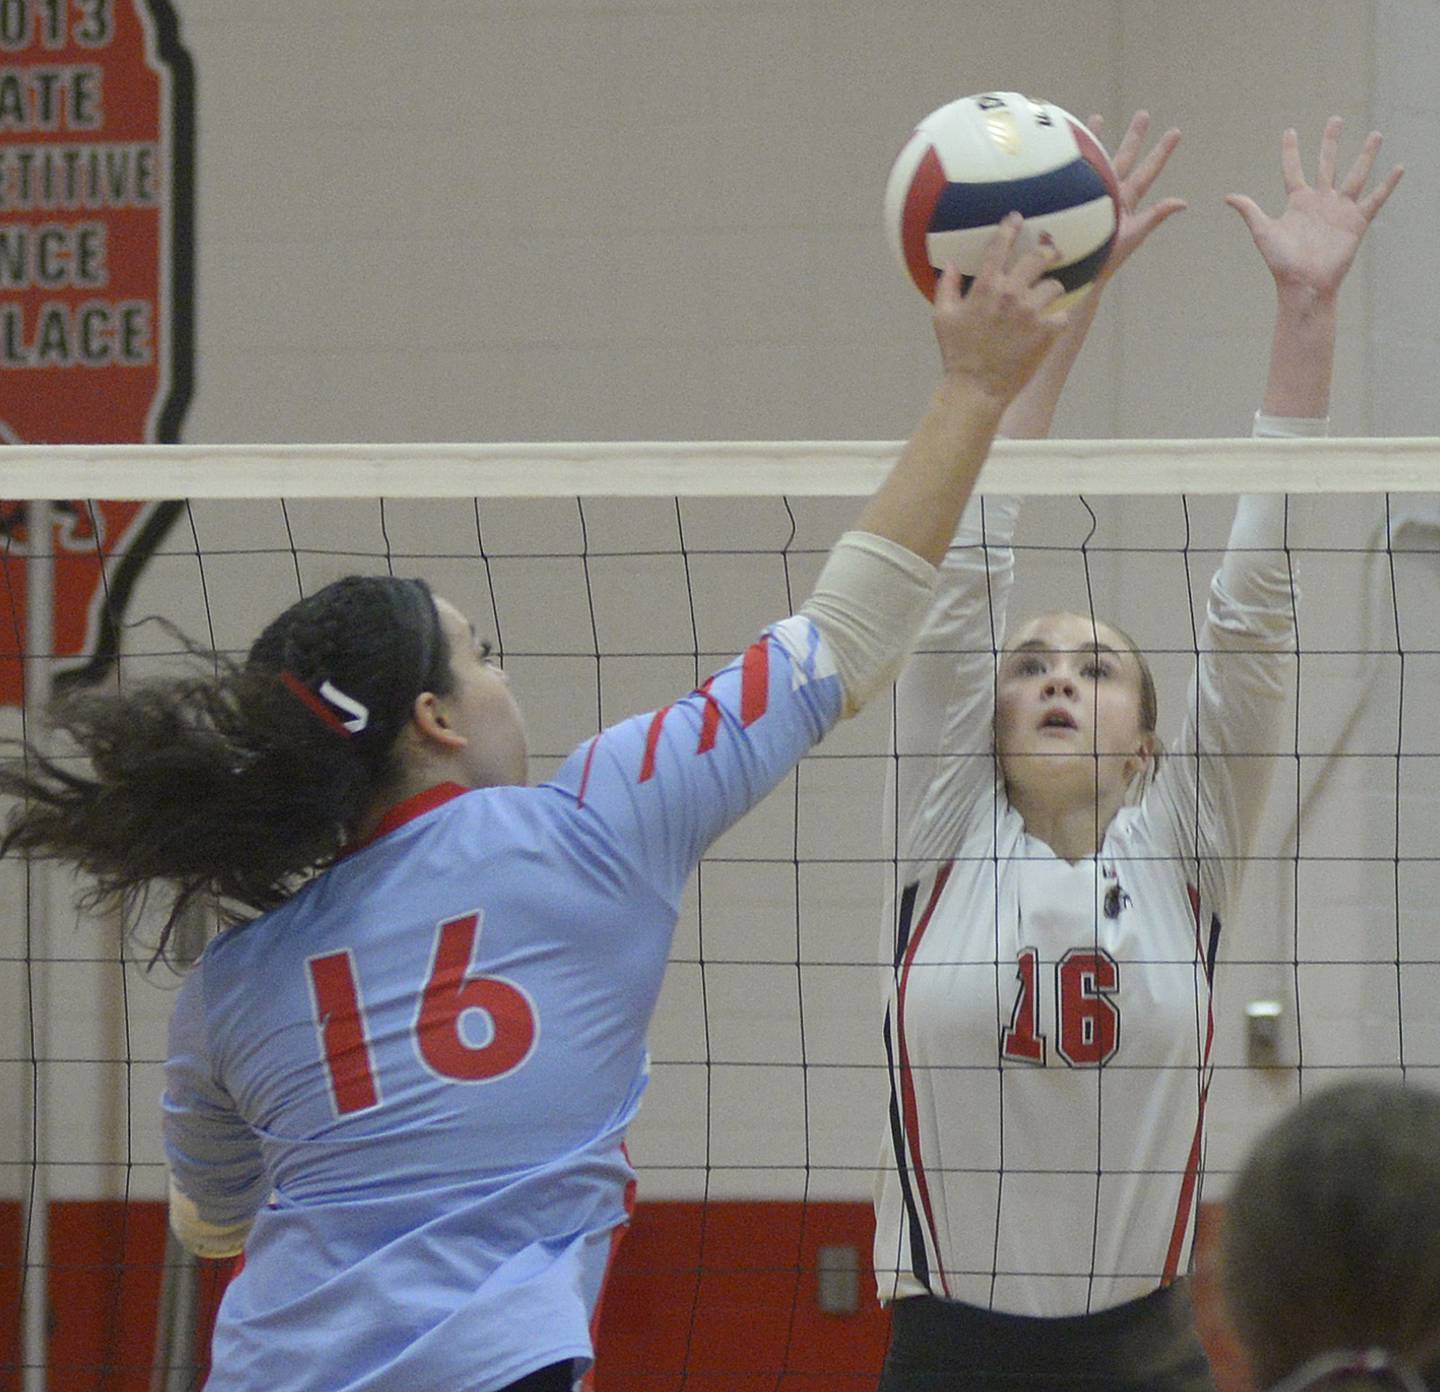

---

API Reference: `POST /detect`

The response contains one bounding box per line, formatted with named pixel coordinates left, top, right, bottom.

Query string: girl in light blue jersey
left=1, top=220, right=1067, bottom=1392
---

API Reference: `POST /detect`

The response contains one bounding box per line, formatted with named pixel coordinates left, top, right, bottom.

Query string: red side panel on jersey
left=901, top=145, right=947, bottom=302
left=583, top=1166, right=638, bottom=1392
left=1164, top=882, right=1219, bottom=1285
left=894, top=863, right=955, bottom=1296
left=1163, top=1083, right=1210, bottom=1287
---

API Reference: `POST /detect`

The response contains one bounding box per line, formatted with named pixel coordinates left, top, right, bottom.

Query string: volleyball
left=884, top=91, right=1121, bottom=304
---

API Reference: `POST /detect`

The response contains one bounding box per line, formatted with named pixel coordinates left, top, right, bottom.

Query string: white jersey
left=875, top=427, right=1304, bottom=1318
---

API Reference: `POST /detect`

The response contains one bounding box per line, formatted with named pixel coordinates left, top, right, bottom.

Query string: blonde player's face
left=431, top=597, right=529, bottom=788
left=993, top=611, right=1153, bottom=812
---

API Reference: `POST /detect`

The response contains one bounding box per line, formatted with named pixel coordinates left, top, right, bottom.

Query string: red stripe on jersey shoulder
left=638, top=706, right=671, bottom=784
left=895, top=861, right=955, bottom=1297
left=695, top=676, right=722, bottom=754
left=1164, top=879, right=1217, bottom=1285
left=576, top=735, right=601, bottom=805
left=740, top=640, right=769, bottom=726
left=638, top=639, right=769, bottom=785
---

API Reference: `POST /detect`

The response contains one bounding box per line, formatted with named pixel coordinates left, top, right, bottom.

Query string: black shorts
left=878, top=1282, right=1215, bottom=1392
left=497, top=1362, right=575, bottom=1392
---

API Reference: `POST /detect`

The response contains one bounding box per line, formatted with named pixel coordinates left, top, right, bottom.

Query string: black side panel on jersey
left=893, top=879, right=919, bottom=970
left=885, top=879, right=932, bottom=1293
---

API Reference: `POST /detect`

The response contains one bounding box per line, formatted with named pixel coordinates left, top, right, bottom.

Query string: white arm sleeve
left=1145, top=411, right=1316, bottom=912
left=168, top=1177, right=252, bottom=1259
left=1218, top=412, right=1324, bottom=602
left=893, top=495, right=1019, bottom=874
left=799, top=530, right=938, bottom=718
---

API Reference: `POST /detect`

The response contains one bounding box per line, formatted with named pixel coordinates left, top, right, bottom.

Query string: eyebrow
left=1009, top=638, right=1124, bottom=659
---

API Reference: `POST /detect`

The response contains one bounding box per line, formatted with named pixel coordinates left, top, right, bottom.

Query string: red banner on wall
left=0, top=0, right=192, bottom=708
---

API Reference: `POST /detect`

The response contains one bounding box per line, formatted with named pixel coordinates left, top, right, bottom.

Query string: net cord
left=3, top=437, right=1439, bottom=499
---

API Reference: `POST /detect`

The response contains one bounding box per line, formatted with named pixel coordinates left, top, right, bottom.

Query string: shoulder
left=1108, top=795, right=1189, bottom=856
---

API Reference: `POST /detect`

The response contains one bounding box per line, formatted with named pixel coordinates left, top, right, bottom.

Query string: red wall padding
left=0, top=1202, right=19, bottom=1392
left=0, top=1199, right=1251, bottom=1389
left=46, top=1200, right=169, bottom=1390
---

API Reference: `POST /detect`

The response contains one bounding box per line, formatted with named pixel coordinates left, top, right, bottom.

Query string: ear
left=411, top=691, right=467, bottom=750
left=1124, top=733, right=1157, bottom=786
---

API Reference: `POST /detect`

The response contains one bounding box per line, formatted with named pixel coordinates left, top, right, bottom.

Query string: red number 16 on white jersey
left=1000, top=946, right=1121, bottom=1068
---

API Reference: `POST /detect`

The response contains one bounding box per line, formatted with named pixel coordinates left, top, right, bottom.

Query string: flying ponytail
left=0, top=575, right=452, bottom=960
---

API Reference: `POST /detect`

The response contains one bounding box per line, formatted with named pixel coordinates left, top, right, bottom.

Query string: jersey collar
left=343, top=781, right=469, bottom=856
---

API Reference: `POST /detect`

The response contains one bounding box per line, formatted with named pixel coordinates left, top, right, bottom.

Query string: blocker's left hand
left=1226, top=117, right=1403, bottom=299
left=1089, top=110, right=1187, bottom=290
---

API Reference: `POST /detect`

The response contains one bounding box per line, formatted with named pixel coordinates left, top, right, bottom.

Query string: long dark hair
left=1221, top=1079, right=1440, bottom=1390
left=0, top=575, right=452, bottom=960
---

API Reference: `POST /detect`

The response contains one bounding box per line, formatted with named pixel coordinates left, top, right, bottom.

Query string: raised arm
left=852, top=215, right=1070, bottom=561
left=1226, top=117, right=1402, bottom=420
left=1151, top=120, right=1402, bottom=909
left=1000, top=110, right=1185, bottom=440
left=891, top=115, right=1184, bottom=869
left=559, top=220, right=1072, bottom=902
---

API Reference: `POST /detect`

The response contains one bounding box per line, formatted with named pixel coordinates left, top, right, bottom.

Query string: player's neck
left=1008, top=786, right=1125, bottom=863
left=353, top=760, right=472, bottom=843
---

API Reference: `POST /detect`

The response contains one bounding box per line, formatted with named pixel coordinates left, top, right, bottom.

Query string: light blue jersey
left=162, top=616, right=842, bottom=1392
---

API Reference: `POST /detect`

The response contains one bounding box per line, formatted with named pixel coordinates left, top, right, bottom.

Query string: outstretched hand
left=1226, top=117, right=1403, bottom=299
left=1090, top=110, right=1187, bottom=290
left=934, top=214, right=1070, bottom=406
left=991, top=110, right=1181, bottom=440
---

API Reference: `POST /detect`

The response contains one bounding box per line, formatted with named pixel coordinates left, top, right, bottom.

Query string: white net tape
left=5, top=436, right=1440, bottom=497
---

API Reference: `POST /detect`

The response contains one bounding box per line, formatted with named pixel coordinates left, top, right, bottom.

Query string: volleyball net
left=1, top=437, right=1437, bottom=1388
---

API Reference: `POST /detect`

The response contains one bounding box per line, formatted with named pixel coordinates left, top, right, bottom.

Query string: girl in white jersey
left=1, top=226, right=1067, bottom=1392
left=1222, top=1079, right=1440, bottom=1392
left=875, top=116, right=1403, bottom=1392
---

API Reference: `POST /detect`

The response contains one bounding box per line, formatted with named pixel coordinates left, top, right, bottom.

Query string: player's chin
left=999, top=747, right=1083, bottom=786
left=999, top=740, right=1092, bottom=765
left=1002, top=746, right=1112, bottom=798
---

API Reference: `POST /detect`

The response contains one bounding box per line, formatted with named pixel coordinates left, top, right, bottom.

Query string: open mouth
left=1039, top=708, right=1078, bottom=731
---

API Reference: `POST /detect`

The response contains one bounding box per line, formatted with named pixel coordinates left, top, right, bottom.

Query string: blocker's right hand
left=933, top=214, right=1070, bottom=407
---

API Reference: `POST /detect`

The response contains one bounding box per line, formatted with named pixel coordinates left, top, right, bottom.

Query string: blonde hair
left=1101, top=619, right=1163, bottom=802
